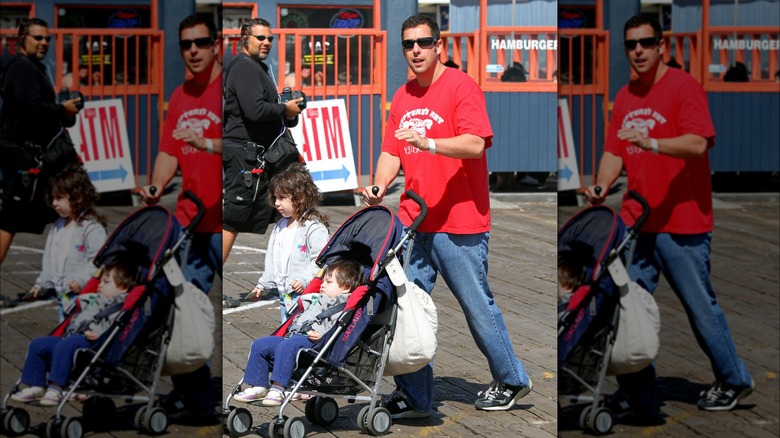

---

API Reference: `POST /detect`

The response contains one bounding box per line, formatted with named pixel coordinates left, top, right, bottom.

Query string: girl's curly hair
left=46, top=163, right=106, bottom=227
left=267, top=162, right=329, bottom=228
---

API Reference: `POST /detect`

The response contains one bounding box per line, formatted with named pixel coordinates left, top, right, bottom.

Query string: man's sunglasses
left=624, top=37, right=659, bottom=50
left=401, top=37, right=437, bottom=50
left=250, top=35, right=274, bottom=43
left=179, top=37, right=214, bottom=50
left=30, top=35, right=52, bottom=42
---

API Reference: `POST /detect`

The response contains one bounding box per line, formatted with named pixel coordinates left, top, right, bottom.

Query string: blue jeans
left=618, top=232, right=752, bottom=410
left=181, top=230, right=221, bottom=294
left=22, top=335, right=91, bottom=388
left=172, top=229, right=220, bottom=415
left=243, top=334, right=313, bottom=388
left=395, top=231, right=530, bottom=412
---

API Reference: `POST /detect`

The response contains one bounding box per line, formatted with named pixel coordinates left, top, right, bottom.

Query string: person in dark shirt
left=0, top=18, right=82, bottom=263
left=221, top=17, right=303, bottom=263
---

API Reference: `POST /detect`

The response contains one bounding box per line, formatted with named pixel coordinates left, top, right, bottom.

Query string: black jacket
left=0, top=54, right=74, bottom=147
left=223, top=53, right=286, bottom=148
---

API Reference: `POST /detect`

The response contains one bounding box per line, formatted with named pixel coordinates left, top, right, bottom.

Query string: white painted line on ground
left=229, top=271, right=262, bottom=275
left=10, top=246, right=45, bottom=254
left=222, top=300, right=276, bottom=315
left=0, top=300, right=55, bottom=315
left=232, top=245, right=266, bottom=254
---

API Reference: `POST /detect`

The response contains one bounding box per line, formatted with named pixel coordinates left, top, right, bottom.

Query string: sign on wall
left=557, top=98, right=581, bottom=191
left=288, top=99, right=358, bottom=193
left=67, top=99, right=135, bottom=193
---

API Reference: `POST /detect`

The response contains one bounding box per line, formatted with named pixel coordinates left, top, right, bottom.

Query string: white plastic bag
left=607, top=281, right=661, bottom=375
left=383, top=280, right=438, bottom=376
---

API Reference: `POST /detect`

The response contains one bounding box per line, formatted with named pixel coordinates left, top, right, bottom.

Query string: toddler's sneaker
left=474, top=379, right=533, bottom=411
left=233, top=386, right=268, bottom=403
left=10, top=386, right=45, bottom=403
left=39, top=388, right=63, bottom=407
left=697, top=379, right=755, bottom=411
left=260, top=389, right=284, bottom=407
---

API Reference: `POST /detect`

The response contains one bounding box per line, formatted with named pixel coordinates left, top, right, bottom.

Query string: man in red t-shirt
left=139, top=15, right=222, bottom=423
left=362, top=15, right=532, bottom=418
left=586, top=15, right=753, bottom=418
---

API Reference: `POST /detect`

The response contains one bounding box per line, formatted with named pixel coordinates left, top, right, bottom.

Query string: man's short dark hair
left=401, top=15, right=440, bottom=42
left=241, top=18, right=271, bottom=48
left=179, top=14, right=218, bottom=41
left=623, top=15, right=663, bottom=42
left=17, top=18, right=48, bottom=40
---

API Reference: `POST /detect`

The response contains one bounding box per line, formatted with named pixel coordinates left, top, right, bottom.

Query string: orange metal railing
left=702, top=26, right=780, bottom=92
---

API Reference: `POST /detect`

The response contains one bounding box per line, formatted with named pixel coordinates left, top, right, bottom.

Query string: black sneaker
left=383, top=390, right=431, bottom=419
left=474, top=379, right=533, bottom=411
left=697, top=379, right=755, bottom=411
left=604, top=391, right=665, bottom=426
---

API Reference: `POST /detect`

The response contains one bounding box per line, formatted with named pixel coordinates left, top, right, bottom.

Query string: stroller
left=224, top=190, right=428, bottom=438
left=1, top=191, right=207, bottom=438
left=557, top=190, right=650, bottom=435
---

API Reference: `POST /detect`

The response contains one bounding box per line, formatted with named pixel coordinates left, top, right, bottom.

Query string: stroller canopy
left=558, top=205, right=626, bottom=282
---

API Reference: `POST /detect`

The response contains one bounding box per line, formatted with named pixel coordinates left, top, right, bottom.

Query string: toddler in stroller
left=10, top=253, right=136, bottom=406
left=234, top=260, right=365, bottom=406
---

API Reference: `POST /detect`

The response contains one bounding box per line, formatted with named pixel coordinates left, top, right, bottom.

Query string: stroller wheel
left=143, top=407, right=169, bottom=435
left=268, top=415, right=287, bottom=438
left=313, top=397, right=338, bottom=426
left=2, top=407, right=30, bottom=436
left=579, top=405, right=593, bottom=431
left=283, top=416, right=306, bottom=438
left=588, top=407, right=614, bottom=435
left=46, top=416, right=61, bottom=438
left=60, top=416, right=84, bottom=438
left=134, top=406, right=148, bottom=431
left=366, top=407, right=391, bottom=436
left=357, top=406, right=371, bottom=434
left=225, top=407, right=252, bottom=437
left=304, top=397, right=318, bottom=423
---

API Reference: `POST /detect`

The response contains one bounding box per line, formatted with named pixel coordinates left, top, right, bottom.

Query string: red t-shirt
left=160, top=74, right=223, bottom=233
left=383, top=68, right=493, bottom=234
left=605, top=68, right=716, bottom=234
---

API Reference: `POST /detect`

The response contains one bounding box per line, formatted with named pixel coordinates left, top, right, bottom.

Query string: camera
left=278, top=87, right=306, bottom=111
left=57, top=87, right=84, bottom=110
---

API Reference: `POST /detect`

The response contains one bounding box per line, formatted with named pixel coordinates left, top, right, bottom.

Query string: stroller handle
left=627, top=190, right=650, bottom=232
left=406, top=189, right=428, bottom=233
left=183, top=190, right=206, bottom=234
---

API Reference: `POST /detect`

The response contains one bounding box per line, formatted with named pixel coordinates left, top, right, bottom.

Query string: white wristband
left=650, top=138, right=659, bottom=155
left=204, top=138, right=214, bottom=154
left=427, top=138, right=436, bottom=155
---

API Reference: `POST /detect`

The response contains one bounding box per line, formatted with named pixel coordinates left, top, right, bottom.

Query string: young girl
left=28, top=164, right=107, bottom=322
left=252, top=162, right=329, bottom=321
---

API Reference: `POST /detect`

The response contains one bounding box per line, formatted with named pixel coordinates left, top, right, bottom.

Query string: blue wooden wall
left=565, top=94, right=606, bottom=177
left=485, top=92, right=558, bottom=172
left=709, top=92, right=780, bottom=171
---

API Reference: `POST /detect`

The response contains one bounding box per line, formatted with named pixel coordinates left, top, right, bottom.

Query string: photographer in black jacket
left=0, top=18, right=82, bottom=263
left=221, top=17, right=303, bottom=264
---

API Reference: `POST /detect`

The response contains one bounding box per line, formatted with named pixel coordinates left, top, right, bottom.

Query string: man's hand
left=362, top=185, right=385, bottom=206
left=584, top=185, right=607, bottom=206
left=283, top=98, right=304, bottom=118
left=172, top=128, right=207, bottom=150
left=62, top=97, right=82, bottom=117
left=139, top=185, right=162, bottom=206
left=394, top=128, right=431, bottom=152
left=617, top=128, right=650, bottom=151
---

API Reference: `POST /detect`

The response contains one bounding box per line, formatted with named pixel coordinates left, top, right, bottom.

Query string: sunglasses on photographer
left=30, top=35, right=52, bottom=42
left=179, top=37, right=214, bottom=50
left=250, top=35, right=274, bottom=43
left=401, top=37, right=437, bottom=50
left=624, top=37, right=659, bottom=50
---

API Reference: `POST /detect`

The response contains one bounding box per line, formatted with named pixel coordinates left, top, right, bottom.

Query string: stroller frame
left=558, top=190, right=649, bottom=435
left=0, top=191, right=206, bottom=438
left=224, top=190, right=428, bottom=438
